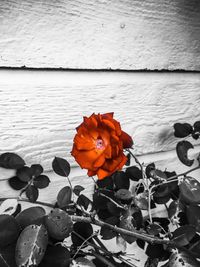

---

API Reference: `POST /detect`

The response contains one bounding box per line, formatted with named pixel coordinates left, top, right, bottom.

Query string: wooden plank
left=0, top=0, right=200, bottom=70
left=0, top=69, right=200, bottom=170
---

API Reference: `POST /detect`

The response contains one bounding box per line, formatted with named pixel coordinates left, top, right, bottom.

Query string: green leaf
left=15, top=224, right=48, bottom=267
left=57, top=186, right=72, bottom=208
left=0, top=153, right=25, bottom=169
left=45, top=209, right=73, bottom=240
left=33, top=175, right=50, bottom=189
left=176, top=141, right=194, bottom=166
left=179, top=176, right=200, bottom=204
left=26, top=185, right=39, bottom=203
left=52, top=157, right=70, bottom=177
left=0, top=215, right=20, bottom=248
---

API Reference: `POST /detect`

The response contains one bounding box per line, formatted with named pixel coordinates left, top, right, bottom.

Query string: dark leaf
left=147, top=223, right=163, bottom=236
left=57, top=186, right=72, bottom=208
left=176, top=141, right=194, bottom=166
left=135, top=182, right=145, bottom=194
left=125, top=153, right=131, bottom=166
left=0, top=244, right=17, bottom=267
left=136, top=239, right=145, bottom=250
left=168, top=249, right=200, bottom=267
left=16, top=206, right=46, bottom=229
left=153, top=193, right=171, bottom=205
left=16, top=166, right=32, bottom=182
left=30, top=164, right=43, bottom=177
left=93, top=189, right=115, bottom=210
left=119, top=215, right=137, bottom=244
left=52, top=157, right=70, bottom=177
left=153, top=184, right=169, bottom=198
left=71, top=222, right=93, bottom=247
left=100, top=217, right=118, bottom=240
left=40, top=244, right=70, bottom=267
left=113, top=171, right=130, bottom=190
left=107, top=202, right=122, bottom=216
left=192, top=133, right=199, bottom=140
left=168, top=201, right=179, bottom=219
left=125, top=166, right=142, bottom=181
left=26, top=185, right=39, bottom=203
left=115, top=189, right=133, bottom=203
left=0, top=215, right=20, bottom=248
left=146, top=163, right=156, bottom=178
left=8, top=176, right=27, bottom=190
left=172, top=225, right=196, bottom=247
left=174, top=123, right=193, bottom=138
left=33, top=175, right=50, bottom=189
left=179, top=176, right=200, bottom=204
left=77, top=194, right=91, bottom=210
left=193, top=121, right=200, bottom=132
left=15, top=224, right=48, bottom=267
left=152, top=218, right=170, bottom=233
left=97, top=176, right=114, bottom=190
left=186, top=205, right=200, bottom=232
left=150, top=169, right=167, bottom=180
left=146, top=244, right=168, bottom=260
left=45, top=208, right=73, bottom=240
left=0, top=153, right=25, bottom=169
left=135, top=193, right=149, bottom=210
left=73, top=185, right=85, bottom=196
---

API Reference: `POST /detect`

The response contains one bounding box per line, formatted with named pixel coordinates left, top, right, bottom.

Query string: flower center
left=95, top=139, right=105, bottom=150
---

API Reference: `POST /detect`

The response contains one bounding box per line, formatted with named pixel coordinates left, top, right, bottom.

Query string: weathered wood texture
left=0, top=70, right=200, bottom=171
left=0, top=0, right=200, bottom=70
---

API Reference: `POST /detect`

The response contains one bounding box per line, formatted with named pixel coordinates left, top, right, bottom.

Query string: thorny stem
left=99, top=192, right=127, bottom=210
left=127, top=149, right=153, bottom=223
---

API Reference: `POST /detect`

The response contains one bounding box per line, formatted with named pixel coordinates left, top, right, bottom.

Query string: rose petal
left=121, top=131, right=133, bottom=148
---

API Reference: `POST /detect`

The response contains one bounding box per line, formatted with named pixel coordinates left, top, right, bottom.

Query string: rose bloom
left=71, top=113, right=133, bottom=180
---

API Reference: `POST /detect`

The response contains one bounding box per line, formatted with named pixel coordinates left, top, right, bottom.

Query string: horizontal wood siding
left=0, top=70, right=200, bottom=170
left=0, top=0, right=200, bottom=70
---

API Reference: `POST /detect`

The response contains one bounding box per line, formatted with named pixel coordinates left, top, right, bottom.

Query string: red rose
left=71, top=113, right=133, bottom=180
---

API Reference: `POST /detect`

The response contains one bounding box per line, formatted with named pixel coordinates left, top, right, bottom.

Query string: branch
left=71, top=215, right=173, bottom=246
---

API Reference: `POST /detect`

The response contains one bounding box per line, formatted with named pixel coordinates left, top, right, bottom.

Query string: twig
left=99, top=192, right=127, bottom=210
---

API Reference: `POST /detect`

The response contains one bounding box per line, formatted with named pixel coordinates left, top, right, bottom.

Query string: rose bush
left=71, top=113, right=133, bottom=180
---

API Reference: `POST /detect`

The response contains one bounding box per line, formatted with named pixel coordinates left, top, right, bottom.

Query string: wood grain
left=0, top=0, right=200, bottom=70
left=0, top=69, right=200, bottom=171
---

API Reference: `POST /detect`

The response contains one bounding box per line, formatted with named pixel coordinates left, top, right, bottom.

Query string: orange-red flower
left=71, top=113, right=133, bottom=180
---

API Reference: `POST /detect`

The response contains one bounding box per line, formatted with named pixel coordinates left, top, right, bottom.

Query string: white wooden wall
left=0, top=0, right=200, bottom=208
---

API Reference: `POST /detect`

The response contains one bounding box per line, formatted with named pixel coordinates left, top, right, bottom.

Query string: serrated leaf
left=45, top=208, right=73, bottom=240
left=17, top=166, right=32, bottom=182
left=52, top=157, right=70, bottom=177
left=0, top=215, right=20, bottom=248
left=8, top=176, right=27, bottom=190
left=33, top=175, right=50, bottom=189
left=26, top=185, right=39, bottom=203
left=57, top=186, right=72, bottom=208
left=0, top=153, right=25, bottom=169
left=0, top=199, right=18, bottom=216
left=16, top=206, right=46, bottom=229
left=174, top=123, right=193, bottom=138
left=73, top=185, right=85, bottom=196
left=15, top=224, right=48, bottom=267
left=179, top=176, right=200, bottom=204
left=176, top=141, right=194, bottom=166
left=169, top=249, right=199, bottom=267
left=172, top=225, right=196, bottom=247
